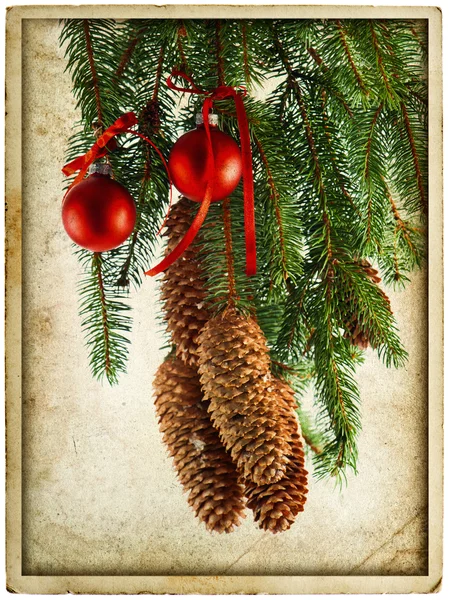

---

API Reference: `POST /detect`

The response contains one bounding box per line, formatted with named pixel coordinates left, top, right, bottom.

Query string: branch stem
left=401, top=102, right=427, bottom=210
left=83, top=20, right=103, bottom=125
left=336, top=20, right=368, bottom=96
left=241, top=22, right=251, bottom=87
left=222, top=198, right=237, bottom=306
left=93, top=253, right=111, bottom=375
left=114, top=29, right=143, bottom=84
left=215, top=20, right=226, bottom=86
left=254, top=135, right=289, bottom=282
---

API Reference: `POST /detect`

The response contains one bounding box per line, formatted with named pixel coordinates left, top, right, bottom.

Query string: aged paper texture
left=5, top=4, right=443, bottom=595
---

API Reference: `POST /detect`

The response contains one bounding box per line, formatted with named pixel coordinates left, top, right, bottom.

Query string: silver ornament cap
left=88, top=163, right=113, bottom=176
left=196, top=112, right=219, bottom=127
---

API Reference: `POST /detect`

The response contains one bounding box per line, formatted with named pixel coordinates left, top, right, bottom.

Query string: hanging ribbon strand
left=145, top=70, right=257, bottom=277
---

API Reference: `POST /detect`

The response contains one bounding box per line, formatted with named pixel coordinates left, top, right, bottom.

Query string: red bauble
left=168, top=126, right=242, bottom=203
left=62, top=174, right=136, bottom=252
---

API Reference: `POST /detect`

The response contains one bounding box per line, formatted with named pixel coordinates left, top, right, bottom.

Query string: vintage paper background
left=6, top=4, right=443, bottom=595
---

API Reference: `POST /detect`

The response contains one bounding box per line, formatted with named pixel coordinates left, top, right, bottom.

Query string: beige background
left=21, top=18, right=428, bottom=578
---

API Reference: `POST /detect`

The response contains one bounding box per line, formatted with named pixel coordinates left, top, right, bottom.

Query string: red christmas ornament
left=62, top=166, right=136, bottom=252
left=168, top=115, right=242, bottom=203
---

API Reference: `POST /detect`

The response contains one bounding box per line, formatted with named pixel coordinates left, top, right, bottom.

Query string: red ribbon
left=145, top=70, right=257, bottom=277
left=62, top=113, right=172, bottom=219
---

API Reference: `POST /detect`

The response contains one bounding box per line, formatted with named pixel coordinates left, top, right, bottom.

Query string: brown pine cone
left=139, top=98, right=161, bottom=137
left=160, top=197, right=210, bottom=367
left=153, top=355, right=246, bottom=533
left=197, top=308, right=291, bottom=486
left=244, top=378, right=308, bottom=533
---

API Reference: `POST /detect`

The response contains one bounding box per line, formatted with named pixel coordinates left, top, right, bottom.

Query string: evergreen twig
left=61, top=18, right=427, bottom=480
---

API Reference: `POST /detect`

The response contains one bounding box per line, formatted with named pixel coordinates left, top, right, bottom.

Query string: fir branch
left=152, top=47, right=165, bottom=103
left=378, top=177, right=425, bottom=287
left=293, top=84, right=332, bottom=261
left=336, top=261, right=408, bottom=367
left=62, top=19, right=135, bottom=384
left=312, top=286, right=361, bottom=481
left=364, top=102, right=384, bottom=244
left=215, top=20, right=226, bottom=86
left=369, top=21, right=395, bottom=104
left=386, top=180, right=419, bottom=258
left=94, top=253, right=112, bottom=374
left=223, top=197, right=237, bottom=306
left=241, top=22, right=251, bottom=87
left=176, top=20, right=189, bottom=71
left=115, top=183, right=148, bottom=287
left=320, top=90, right=361, bottom=218
left=401, top=102, right=427, bottom=211
left=392, top=231, right=401, bottom=283
left=83, top=19, right=103, bottom=125
left=78, top=251, right=132, bottom=385
left=336, top=20, right=368, bottom=97
left=410, top=24, right=427, bottom=53
left=307, top=45, right=354, bottom=117
left=61, top=17, right=428, bottom=477
left=364, top=103, right=383, bottom=180
left=198, top=195, right=255, bottom=314
left=272, top=34, right=330, bottom=249
left=113, top=23, right=147, bottom=84
left=254, top=135, right=289, bottom=283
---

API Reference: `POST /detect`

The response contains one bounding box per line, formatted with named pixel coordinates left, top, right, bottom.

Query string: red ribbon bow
left=145, top=70, right=257, bottom=277
left=62, top=112, right=172, bottom=211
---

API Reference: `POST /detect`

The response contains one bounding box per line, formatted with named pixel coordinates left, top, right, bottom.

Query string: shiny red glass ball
left=168, top=126, right=242, bottom=203
left=62, top=174, right=137, bottom=252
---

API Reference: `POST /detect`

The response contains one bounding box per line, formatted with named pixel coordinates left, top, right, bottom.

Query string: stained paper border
left=5, top=4, right=443, bottom=594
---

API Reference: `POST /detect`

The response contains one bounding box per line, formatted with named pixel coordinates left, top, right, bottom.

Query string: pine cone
left=153, top=355, right=246, bottom=533
left=343, top=259, right=392, bottom=349
left=244, top=378, right=308, bottom=533
left=160, top=197, right=210, bottom=367
left=138, top=99, right=161, bottom=137
left=197, top=309, right=290, bottom=486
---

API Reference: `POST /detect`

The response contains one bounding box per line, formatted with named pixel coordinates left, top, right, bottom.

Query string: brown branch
left=271, top=359, right=313, bottom=377
left=383, top=177, right=420, bottom=260
left=333, top=442, right=346, bottom=474
left=83, top=20, right=103, bottom=126
left=370, top=21, right=395, bottom=102
left=401, top=102, right=427, bottom=211
left=215, top=20, right=226, bottom=86
left=113, top=29, right=143, bottom=84
left=364, top=103, right=383, bottom=243
left=321, top=90, right=360, bottom=217
left=411, top=25, right=427, bottom=53
left=364, top=103, right=383, bottom=180
left=302, top=433, right=323, bottom=456
left=152, top=46, right=165, bottom=102
left=222, top=198, right=237, bottom=305
left=176, top=20, right=189, bottom=72
left=285, top=275, right=314, bottom=353
left=392, top=230, right=401, bottom=282
left=335, top=20, right=368, bottom=96
left=308, top=47, right=353, bottom=117
left=241, top=22, right=251, bottom=87
left=254, top=135, right=289, bottom=282
left=93, top=253, right=111, bottom=375
left=327, top=282, right=349, bottom=432
left=308, top=46, right=325, bottom=69
left=273, top=32, right=333, bottom=261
